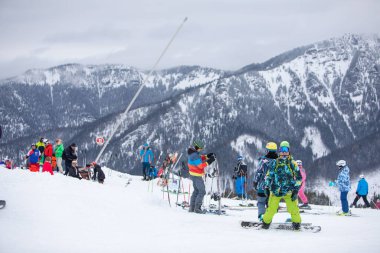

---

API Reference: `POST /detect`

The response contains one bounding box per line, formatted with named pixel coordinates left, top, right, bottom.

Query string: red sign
left=96, top=137, right=105, bottom=145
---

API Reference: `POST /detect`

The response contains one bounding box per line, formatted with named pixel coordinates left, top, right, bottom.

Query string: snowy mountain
left=1, top=166, right=379, bottom=253
left=0, top=34, right=379, bottom=186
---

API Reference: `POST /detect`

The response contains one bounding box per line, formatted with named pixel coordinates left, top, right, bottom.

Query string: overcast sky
left=0, top=0, right=379, bottom=79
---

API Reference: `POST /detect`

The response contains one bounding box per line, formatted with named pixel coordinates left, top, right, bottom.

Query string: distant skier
left=261, top=141, right=303, bottom=230
left=63, top=143, right=78, bottom=176
left=26, top=144, right=41, bottom=172
left=42, top=156, right=54, bottom=175
left=335, top=160, right=351, bottom=215
left=350, top=175, right=370, bottom=208
left=233, top=155, right=247, bottom=199
left=44, top=139, right=53, bottom=158
left=139, top=143, right=154, bottom=180
left=91, top=162, right=105, bottom=184
left=36, top=137, right=46, bottom=166
left=188, top=140, right=215, bottom=213
left=253, top=142, right=278, bottom=221
left=54, top=139, right=64, bottom=173
left=297, top=160, right=310, bottom=209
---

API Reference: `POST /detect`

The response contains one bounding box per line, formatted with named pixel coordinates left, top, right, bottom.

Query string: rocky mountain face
left=1, top=34, right=379, bottom=188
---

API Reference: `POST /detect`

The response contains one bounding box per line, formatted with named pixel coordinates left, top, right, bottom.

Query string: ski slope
left=0, top=167, right=379, bottom=253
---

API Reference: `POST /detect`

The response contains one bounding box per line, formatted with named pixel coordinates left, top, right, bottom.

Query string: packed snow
left=1, top=166, right=379, bottom=253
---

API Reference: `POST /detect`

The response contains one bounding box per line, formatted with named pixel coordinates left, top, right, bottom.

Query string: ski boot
left=194, top=208, right=207, bottom=214
left=258, top=214, right=263, bottom=222
left=299, top=203, right=311, bottom=210
left=292, top=222, right=301, bottom=230
left=261, top=221, right=270, bottom=229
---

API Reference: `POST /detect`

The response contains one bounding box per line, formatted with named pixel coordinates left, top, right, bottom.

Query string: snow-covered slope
left=1, top=167, right=380, bottom=253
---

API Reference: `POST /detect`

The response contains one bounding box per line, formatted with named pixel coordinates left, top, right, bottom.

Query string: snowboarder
left=54, top=139, right=64, bottom=173
left=63, top=143, right=78, bottom=176
left=42, top=156, right=54, bottom=175
left=26, top=144, right=41, bottom=172
left=253, top=142, right=278, bottom=221
left=335, top=160, right=351, bottom=215
left=92, top=162, right=105, bottom=184
left=139, top=143, right=154, bottom=180
left=297, top=160, right=310, bottom=209
left=233, top=155, right=247, bottom=199
left=261, top=141, right=303, bottom=230
left=188, top=140, right=215, bottom=213
left=351, top=175, right=370, bottom=208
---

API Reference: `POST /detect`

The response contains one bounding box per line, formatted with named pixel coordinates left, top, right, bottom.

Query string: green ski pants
left=263, top=192, right=302, bottom=224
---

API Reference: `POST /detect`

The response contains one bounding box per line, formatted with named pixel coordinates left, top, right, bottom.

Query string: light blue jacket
left=337, top=166, right=351, bottom=192
left=356, top=178, right=368, bottom=196
left=140, top=148, right=154, bottom=163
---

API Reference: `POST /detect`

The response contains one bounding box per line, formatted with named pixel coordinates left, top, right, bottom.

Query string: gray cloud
left=0, top=0, right=379, bottom=79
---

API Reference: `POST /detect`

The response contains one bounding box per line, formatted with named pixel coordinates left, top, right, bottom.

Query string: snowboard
left=0, top=200, right=6, bottom=209
left=241, top=221, right=321, bottom=233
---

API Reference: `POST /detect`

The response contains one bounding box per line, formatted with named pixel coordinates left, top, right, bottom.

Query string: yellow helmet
left=265, top=142, right=277, bottom=151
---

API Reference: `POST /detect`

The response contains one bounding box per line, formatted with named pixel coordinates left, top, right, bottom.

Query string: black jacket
left=64, top=146, right=77, bottom=161
left=93, top=164, right=105, bottom=181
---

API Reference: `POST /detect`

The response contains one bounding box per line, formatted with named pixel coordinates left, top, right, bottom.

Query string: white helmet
left=296, top=160, right=302, bottom=166
left=359, top=174, right=364, bottom=179
left=336, top=160, right=346, bottom=167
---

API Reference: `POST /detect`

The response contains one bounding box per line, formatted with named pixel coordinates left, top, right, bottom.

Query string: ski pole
left=94, top=17, right=188, bottom=164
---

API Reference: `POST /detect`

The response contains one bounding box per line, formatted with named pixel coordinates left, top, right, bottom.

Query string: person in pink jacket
left=297, top=160, right=310, bottom=209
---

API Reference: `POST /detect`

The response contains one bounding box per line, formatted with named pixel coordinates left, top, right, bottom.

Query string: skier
left=297, top=160, right=310, bottom=209
left=261, top=141, right=303, bottom=230
left=139, top=143, right=154, bottom=180
left=350, top=175, right=370, bottom=208
left=42, top=156, right=54, bottom=175
left=233, top=155, right=247, bottom=200
left=188, top=140, right=215, bottom=213
left=253, top=142, right=278, bottom=221
left=44, top=139, right=53, bottom=158
left=26, top=144, right=41, bottom=172
left=63, top=143, right=78, bottom=176
left=91, top=162, right=105, bottom=184
left=54, top=139, right=64, bottom=173
left=36, top=137, right=46, bottom=166
left=335, top=160, right=351, bottom=215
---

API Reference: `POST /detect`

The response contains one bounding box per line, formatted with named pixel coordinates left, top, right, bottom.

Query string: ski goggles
left=279, top=146, right=289, bottom=153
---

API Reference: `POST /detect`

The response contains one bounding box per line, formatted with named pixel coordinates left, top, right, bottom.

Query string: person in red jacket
left=44, top=139, right=53, bottom=158
left=42, top=156, right=54, bottom=175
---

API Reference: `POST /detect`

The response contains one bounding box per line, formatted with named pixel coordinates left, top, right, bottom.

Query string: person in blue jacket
left=336, top=160, right=351, bottom=215
left=351, top=175, right=371, bottom=208
left=139, top=143, right=154, bottom=180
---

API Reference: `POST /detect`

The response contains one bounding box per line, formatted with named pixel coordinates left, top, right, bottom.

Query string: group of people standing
left=24, top=138, right=105, bottom=183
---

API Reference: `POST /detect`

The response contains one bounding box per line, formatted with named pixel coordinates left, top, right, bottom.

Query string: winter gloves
left=291, top=190, right=298, bottom=201
left=206, top=155, right=215, bottom=165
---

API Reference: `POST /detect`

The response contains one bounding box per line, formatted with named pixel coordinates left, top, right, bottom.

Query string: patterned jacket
left=337, top=166, right=351, bottom=192
left=187, top=148, right=208, bottom=177
left=265, top=156, right=302, bottom=197
left=254, top=156, right=276, bottom=194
